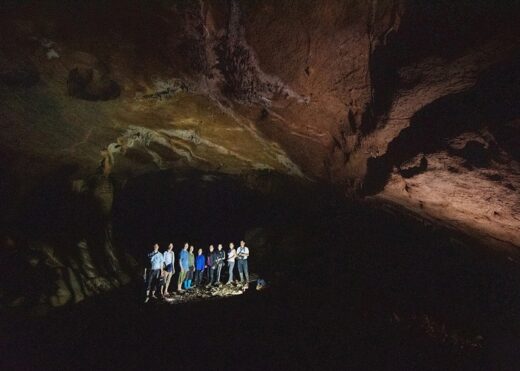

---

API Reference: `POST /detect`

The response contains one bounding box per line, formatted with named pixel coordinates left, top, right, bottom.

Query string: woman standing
left=226, top=242, right=236, bottom=284
left=163, top=243, right=175, bottom=296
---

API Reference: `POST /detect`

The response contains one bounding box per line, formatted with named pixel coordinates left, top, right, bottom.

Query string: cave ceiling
left=0, top=0, right=519, bottom=249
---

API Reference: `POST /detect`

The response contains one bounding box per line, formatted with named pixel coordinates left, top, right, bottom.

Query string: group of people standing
left=144, top=241, right=250, bottom=302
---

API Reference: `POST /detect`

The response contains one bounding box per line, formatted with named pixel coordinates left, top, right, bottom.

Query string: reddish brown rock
left=0, top=0, right=519, bottom=251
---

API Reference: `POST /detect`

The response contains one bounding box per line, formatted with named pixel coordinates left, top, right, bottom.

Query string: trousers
left=208, top=266, right=216, bottom=284
left=227, top=261, right=235, bottom=283
left=237, top=259, right=249, bottom=282
left=178, top=270, right=187, bottom=286
left=194, top=270, right=204, bottom=285
left=146, top=269, right=161, bottom=291
left=216, top=263, right=224, bottom=283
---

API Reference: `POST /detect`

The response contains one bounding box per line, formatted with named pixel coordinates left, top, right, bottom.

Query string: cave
left=1, top=1, right=519, bottom=369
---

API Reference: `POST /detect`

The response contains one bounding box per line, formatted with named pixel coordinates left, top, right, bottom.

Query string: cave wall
left=203, top=0, right=520, bottom=248
left=140, top=0, right=519, bottom=247
left=0, top=0, right=519, bottom=311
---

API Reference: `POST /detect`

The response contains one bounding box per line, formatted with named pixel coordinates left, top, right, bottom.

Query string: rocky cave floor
left=159, top=277, right=262, bottom=305
left=2, top=171, right=520, bottom=370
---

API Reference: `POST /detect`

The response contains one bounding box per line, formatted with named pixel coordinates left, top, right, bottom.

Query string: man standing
left=226, top=242, right=236, bottom=285
left=215, top=243, right=225, bottom=285
left=206, top=245, right=217, bottom=287
left=186, top=245, right=195, bottom=289
left=144, top=243, right=164, bottom=303
left=194, top=248, right=205, bottom=287
left=163, top=243, right=175, bottom=296
left=237, top=240, right=250, bottom=284
left=177, top=243, right=189, bottom=292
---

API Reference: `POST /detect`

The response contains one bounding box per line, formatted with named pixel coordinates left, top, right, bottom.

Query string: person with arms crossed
left=226, top=242, right=236, bottom=285
left=163, top=243, right=175, bottom=296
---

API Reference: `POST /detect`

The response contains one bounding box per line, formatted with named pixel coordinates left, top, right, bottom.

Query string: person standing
left=186, top=245, right=195, bottom=289
left=237, top=240, right=250, bottom=284
left=215, top=243, right=225, bottom=285
left=194, top=248, right=205, bottom=286
left=206, top=245, right=217, bottom=287
left=226, top=242, right=236, bottom=284
left=163, top=243, right=175, bottom=296
left=157, top=270, right=167, bottom=297
left=177, top=243, right=189, bottom=292
left=144, top=243, right=164, bottom=303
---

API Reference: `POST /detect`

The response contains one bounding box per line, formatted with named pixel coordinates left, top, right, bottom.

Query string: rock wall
left=0, top=0, right=519, bottom=312
left=199, top=0, right=520, bottom=248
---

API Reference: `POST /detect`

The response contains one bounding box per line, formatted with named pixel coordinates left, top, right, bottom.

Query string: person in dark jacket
left=156, top=270, right=167, bottom=297
left=194, top=248, right=205, bottom=286
left=206, top=245, right=218, bottom=287
left=215, top=243, right=225, bottom=285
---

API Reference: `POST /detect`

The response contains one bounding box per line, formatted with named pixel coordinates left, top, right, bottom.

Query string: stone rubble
left=161, top=275, right=261, bottom=305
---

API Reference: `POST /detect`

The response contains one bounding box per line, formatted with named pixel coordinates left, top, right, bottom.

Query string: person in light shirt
left=226, top=242, right=236, bottom=284
left=163, top=243, right=175, bottom=296
left=144, top=243, right=164, bottom=303
left=237, top=240, right=250, bottom=284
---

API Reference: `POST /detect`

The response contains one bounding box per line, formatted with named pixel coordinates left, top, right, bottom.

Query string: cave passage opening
left=110, top=168, right=520, bottom=333
left=4, top=168, right=520, bottom=369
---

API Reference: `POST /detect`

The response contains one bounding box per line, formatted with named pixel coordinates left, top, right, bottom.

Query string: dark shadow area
left=2, top=169, right=520, bottom=370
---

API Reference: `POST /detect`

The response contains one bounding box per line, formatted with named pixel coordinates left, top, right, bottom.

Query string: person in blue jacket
left=194, top=248, right=206, bottom=286
left=177, top=243, right=189, bottom=292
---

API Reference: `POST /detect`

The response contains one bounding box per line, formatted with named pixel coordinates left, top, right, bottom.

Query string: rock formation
left=0, top=0, right=519, bottom=310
